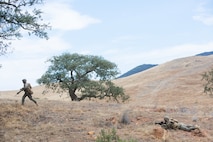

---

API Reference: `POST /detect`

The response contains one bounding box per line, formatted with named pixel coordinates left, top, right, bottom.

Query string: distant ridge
left=118, top=51, right=213, bottom=78
left=118, top=64, right=157, bottom=78
left=196, top=51, right=213, bottom=56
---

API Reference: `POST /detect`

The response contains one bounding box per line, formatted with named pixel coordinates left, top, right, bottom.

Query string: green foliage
left=202, top=68, right=213, bottom=96
left=0, top=0, right=50, bottom=55
left=96, top=128, right=137, bottom=142
left=37, top=53, right=129, bottom=102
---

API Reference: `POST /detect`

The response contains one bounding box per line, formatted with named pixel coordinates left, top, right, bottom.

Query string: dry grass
left=1, top=55, right=213, bottom=142
left=0, top=99, right=212, bottom=142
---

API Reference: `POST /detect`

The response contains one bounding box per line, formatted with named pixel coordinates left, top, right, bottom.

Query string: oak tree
left=37, top=53, right=129, bottom=102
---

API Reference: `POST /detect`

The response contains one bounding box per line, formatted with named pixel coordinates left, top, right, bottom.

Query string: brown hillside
left=0, top=55, right=213, bottom=142
left=115, top=55, right=213, bottom=108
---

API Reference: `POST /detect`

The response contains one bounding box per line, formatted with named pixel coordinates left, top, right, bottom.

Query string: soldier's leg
left=185, top=125, right=198, bottom=131
left=27, top=94, right=38, bottom=105
left=179, top=124, right=197, bottom=131
left=22, top=94, right=27, bottom=105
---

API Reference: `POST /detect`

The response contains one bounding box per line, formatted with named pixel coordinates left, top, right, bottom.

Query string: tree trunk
left=69, top=89, right=78, bottom=101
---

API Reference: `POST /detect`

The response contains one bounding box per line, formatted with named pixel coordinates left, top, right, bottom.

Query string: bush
left=202, top=69, right=213, bottom=96
left=96, top=128, right=137, bottom=142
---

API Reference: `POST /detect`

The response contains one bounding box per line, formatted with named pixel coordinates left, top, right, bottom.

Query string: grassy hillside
left=1, top=55, right=213, bottom=142
left=114, top=55, right=213, bottom=107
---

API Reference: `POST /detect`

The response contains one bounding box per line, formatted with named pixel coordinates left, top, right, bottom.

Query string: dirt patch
left=152, top=127, right=165, bottom=139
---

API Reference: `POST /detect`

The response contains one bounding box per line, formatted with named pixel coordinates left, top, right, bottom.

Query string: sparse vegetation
left=96, top=128, right=137, bottom=142
left=1, top=94, right=213, bottom=141
left=1, top=56, right=213, bottom=142
left=202, top=68, right=213, bottom=96
left=37, top=53, right=129, bottom=102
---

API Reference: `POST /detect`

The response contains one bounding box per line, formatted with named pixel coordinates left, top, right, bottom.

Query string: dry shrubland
left=0, top=99, right=212, bottom=142
left=1, top=56, right=213, bottom=141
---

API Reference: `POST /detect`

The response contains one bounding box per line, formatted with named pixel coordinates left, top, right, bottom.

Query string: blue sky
left=1, top=0, right=213, bottom=90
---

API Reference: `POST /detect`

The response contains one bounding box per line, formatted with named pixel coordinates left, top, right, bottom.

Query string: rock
left=121, top=111, right=130, bottom=125
left=87, top=131, right=95, bottom=135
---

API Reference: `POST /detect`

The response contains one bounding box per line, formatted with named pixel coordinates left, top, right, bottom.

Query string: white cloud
left=0, top=58, right=48, bottom=90
left=193, top=2, right=213, bottom=25
left=112, top=35, right=144, bottom=43
left=193, top=14, right=213, bottom=25
left=41, top=1, right=101, bottom=30
left=11, top=35, right=71, bottom=58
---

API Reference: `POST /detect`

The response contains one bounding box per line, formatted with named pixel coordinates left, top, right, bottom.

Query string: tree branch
left=0, top=1, right=18, bottom=8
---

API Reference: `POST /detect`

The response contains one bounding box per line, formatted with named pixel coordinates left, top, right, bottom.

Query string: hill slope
left=1, top=55, right=213, bottom=142
left=114, top=55, right=213, bottom=108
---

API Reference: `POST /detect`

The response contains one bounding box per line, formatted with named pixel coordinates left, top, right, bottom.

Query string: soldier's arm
left=17, top=88, right=24, bottom=94
left=28, top=83, right=32, bottom=89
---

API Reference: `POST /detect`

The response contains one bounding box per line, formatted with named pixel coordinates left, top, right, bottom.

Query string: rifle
left=16, top=88, right=24, bottom=95
left=155, top=121, right=169, bottom=129
left=155, top=121, right=165, bottom=125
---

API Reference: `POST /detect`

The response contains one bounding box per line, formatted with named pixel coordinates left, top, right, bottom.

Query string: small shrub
left=202, top=69, right=213, bottom=96
left=96, top=128, right=137, bottom=142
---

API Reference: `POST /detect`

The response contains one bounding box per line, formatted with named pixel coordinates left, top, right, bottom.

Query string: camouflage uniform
left=177, top=122, right=199, bottom=131
left=17, top=79, right=38, bottom=105
left=158, top=116, right=199, bottom=132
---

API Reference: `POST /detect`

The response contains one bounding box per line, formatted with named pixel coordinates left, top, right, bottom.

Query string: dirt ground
left=0, top=98, right=212, bottom=142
